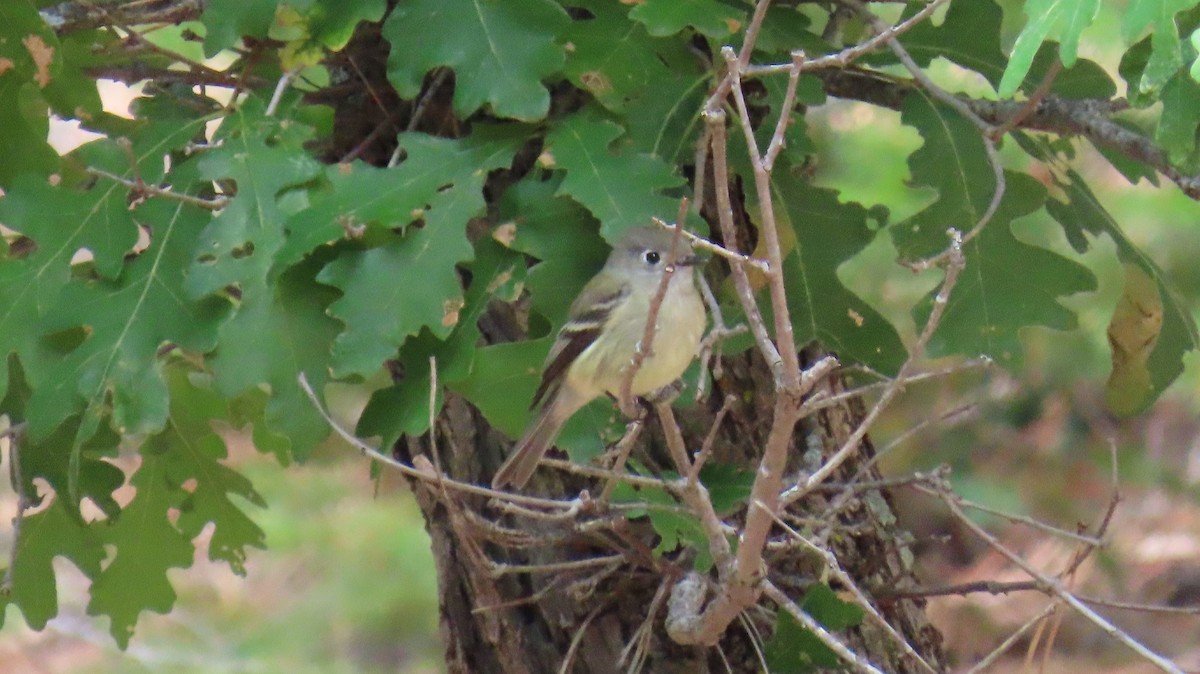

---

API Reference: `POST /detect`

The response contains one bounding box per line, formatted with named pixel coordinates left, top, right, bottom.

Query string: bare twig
left=744, top=0, right=949, bottom=77
left=599, top=416, right=648, bottom=502
left=652, top=218, right=770, bottom=273
left=762, top=580, right=887, bottom=674
left=297, top=372, right=578, bottom=511
left=86, top=167, right=229, bottom=210
left=767, top=509, right=939, bottom=673
left=618, top=199, right=690, bottom=416
left=934, top=478, right=1183, bottom=673
left=265, top=66, right=300, bottom=116
left=704, top=111, right=782, bottom=376
left=784, top=230, right=966, bottom=506
left=689, top=394, right=738, bottom=484
left=388, top=68, right=452, bottom=167
left=964, top=602, right=1061, bottom=674
left=558, top=603, right=607, bottom=674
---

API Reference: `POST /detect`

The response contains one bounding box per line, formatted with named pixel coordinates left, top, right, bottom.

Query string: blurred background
left=2, top=5, right=1199, bottom=673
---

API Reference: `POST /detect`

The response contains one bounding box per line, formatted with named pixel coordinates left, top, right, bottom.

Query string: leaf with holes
left=561, top=0, right=700, bottom=116
left=186, top=107, right=323, bottom=298
left=1045, top=168, right=1199, bottom=414
left=157, top=366, right=266, bottom=573
left=23, top=200, right=228, bottom=455
left=86, top=446, right=199, bottom=648
left=280, top=128, right=523, bottom=266
left=0, top=500, right=104, bottom=631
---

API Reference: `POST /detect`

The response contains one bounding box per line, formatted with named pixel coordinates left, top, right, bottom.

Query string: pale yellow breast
left=568, top=270, right=706, bottom=398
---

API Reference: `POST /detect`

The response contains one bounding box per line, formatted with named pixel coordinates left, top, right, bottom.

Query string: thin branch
left=297, top=372, right=578, bottom=511
left=618, top=199, right=690, bottom=417
left=703, top=110, right=783, bottom=377
left=652, top=218, right=770, bottom=273
left=784, top=230, right=966, bottom=506
left=799, top=357, right=994, bottom=417
left=935, top=479, right=1184, bottom=673
left=86, top=167, right=229, bottom=210
left=762, top=580, right=888, bottom=674
left=814, top=69, right=1200, bottom=201
left=598, top=416, right=648, bottom=502
left=767, top=509, right=939, bottom=674
left=720, top=44, right=803, bottom=389
left=388, top=68, right=452, bottom=167
left=653, top=402, right=732, bottom=571
left=689, top=394, right=737, bottom=484
left=558, top=603, right=607, bottom=674
left=964, top=602, right=1061, bottom=674
left=265, top=67, right=300, bottom=116
left=744, top=0, right=950, bottom=77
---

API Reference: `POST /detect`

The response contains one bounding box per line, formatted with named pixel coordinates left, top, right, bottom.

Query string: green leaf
left=157, top=366, right=266, bottom=573
left=1156, top=71, right=1200, bottom=164
left=894, top=94, right=1096, bottom=368
left=764, top=584, right=864, bottom=673
left=275, top=0, right=388, bottom=67
left=448, top=339, right=546, bottom=440
left=201, top=0, right=280, bottom=56
left=610, top=475, right=721, bottom=571
left=87, top=446, right=198, bottom=648
left=382, top=0, right=569, bottom=121
left=628, top=0, right=744, bottom=38
left=898, top=0, right=1114, bottom=98
left=561, top=0, right=701, bottom=118
left=281, top=128, right=523, bottom=267
left=1045, top=169, right=1199, bottom=414
left=999, top=0, right=1101, bottom=97
left=496, top=177, right=608, bottom=324
left=546, top=110, right=685, bottom=240
left=186, top=107, right=323, bottom=298
left=699, top=463, right=754, bottom=513
left=318, top=224, right=473, bottom=378
left=1123, top=0, right=1198, bottom=93
left=208, top=253, right=341, bottom=461
left=16, top=416, right=125, bottom=520
left=357, top=236, right=525, bottom=445
left=24, top=199, right=229, bottom=448
left=776, top=178, right=906, bottom=375
left=1, top=500, right=104, bottom=630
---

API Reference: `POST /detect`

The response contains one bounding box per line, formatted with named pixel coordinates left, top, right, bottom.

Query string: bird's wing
left=530, top=282, right=628, bottom=409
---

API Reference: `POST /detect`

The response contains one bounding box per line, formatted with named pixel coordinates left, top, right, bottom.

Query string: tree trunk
left=389, top=343, right=945, bottom=673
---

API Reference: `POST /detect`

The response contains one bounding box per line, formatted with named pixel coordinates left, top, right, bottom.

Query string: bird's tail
left=492, top=388, right=584, bottom=489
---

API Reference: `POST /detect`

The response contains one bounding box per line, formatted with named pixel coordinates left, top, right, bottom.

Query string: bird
left=491, top=225, right=708, bottom=489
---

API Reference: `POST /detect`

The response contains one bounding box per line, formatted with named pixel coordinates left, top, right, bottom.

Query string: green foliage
left=763, top=584, right=866, bottom=673
left=612, top=463, right=752, bottom=571
left=382, top=0, right=569, bottom=121
left=0, top=0, right=1196, bottom=652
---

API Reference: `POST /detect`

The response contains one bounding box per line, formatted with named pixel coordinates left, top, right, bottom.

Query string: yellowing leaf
left=1106, top=264, right=1165, bottom=415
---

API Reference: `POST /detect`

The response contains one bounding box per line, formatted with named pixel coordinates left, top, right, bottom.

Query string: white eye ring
left=644, top=250, right=661, bottom=264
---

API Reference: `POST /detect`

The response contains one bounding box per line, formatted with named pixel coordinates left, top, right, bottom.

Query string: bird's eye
left=644, top=250, right=661, bottom=265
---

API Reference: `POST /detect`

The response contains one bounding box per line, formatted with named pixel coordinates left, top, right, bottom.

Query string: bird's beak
left=676, top=253, right=704, bottom=267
